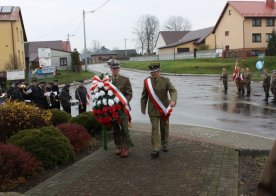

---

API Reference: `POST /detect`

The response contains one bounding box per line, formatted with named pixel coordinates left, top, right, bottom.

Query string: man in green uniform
left=220, top=67, right=228, bottom=94
left=244, top=68, right=252, bottom=97
left=109, top=60, right=133, bottom=158
left=262, top=70, right=271, bottom=102
left=270, top=70, right=276, bottom=104
left=141, top=63, right=177, bottom=157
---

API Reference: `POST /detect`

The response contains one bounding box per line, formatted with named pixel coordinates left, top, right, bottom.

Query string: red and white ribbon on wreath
left=90, top=75, right=131, bottom=121
left=145, top=78, right=172, bottom=121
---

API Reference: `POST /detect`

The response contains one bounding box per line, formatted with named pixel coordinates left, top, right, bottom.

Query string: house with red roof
left=213, top=0, right=276, bottom=57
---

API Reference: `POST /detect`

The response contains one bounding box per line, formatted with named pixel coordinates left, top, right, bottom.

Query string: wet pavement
left=19, top=64, right=276, bottom=196
left=70, top=63, right=276, bottom=139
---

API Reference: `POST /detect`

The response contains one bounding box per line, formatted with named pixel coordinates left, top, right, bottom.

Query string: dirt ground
left=238, top=154, right=268, bottom=196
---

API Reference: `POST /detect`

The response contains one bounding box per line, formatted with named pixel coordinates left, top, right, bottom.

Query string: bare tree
left=4, top=54, right=21, bottom=70
left=164, top=16, right=192, bottom=31
left=133, top=14, right=159, bottom=55
left=133, top=26, right=146, bottom=55
left=90, top=40, right=102, bottom=53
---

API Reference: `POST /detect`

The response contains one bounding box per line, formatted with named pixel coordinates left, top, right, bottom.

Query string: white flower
left=92, top=101, right=96, bottom=107
left=108, top=99, right=115, bottom=106
left=114, top=97, right=120, bottom=103
left=98, top=82, right=103, bottom=88
left=102, top=98, right=107, bottom=105
left=95, top=93, right=100, bottom=99
left=100, top=90, right=105, bottom=97
left=107, top=90, right=113, bottom=96
left=91, top=94, right=95, bottom=101
left=93, top=87, right=98, bottom=93
left=97, top=100, right=101, bottom=106
left=104, top=86, right=109, bottom=91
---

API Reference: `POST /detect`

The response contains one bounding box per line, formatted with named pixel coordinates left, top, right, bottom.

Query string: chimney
left=266, top=0, right=275, bottom=9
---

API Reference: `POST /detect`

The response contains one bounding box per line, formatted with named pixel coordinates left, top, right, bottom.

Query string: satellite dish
left=256, top=61, right=264, bottom=70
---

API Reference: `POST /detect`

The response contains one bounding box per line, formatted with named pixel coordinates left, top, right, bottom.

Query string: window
left=266, top=33, right=273, bottom=42
left=228, top=10, right=231, bottom=15
left=266, top=18, right=275, bottom=26
left=60, top=58, right=67, bottom=66
left=177, top=48, right=189, bottom=53
left=225, top=31, right=229, bottom=36
left=225, top=45, right=229, bottom=50
left=16, top=27, right=19, bottom=41
left=252, top=33, right=261, bottom=42
left=252, top=18, right=261, bottom=27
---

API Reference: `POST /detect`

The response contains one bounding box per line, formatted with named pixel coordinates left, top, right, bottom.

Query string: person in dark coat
left=59, top=83, right=72, bottom=115
left=51, top=80, right=60, bottom=109
left=34, top=82, right=49, bottom=109
left=270, top=70, right=276, bottom=104
left=75, top=80, right=88, bottom=114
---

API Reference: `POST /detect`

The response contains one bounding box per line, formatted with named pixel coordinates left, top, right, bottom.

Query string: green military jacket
left=141, top=76, right=177, bottom=116
left=111, top=74, right=132, bottom=103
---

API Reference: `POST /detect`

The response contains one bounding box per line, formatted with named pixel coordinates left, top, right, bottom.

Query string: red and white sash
left=145, top=78, right=172, bottom=120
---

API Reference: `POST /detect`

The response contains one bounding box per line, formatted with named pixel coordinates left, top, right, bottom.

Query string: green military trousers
left=149, top=116, right=169, bottom=151
left=112, top=115, right=129, bottom=149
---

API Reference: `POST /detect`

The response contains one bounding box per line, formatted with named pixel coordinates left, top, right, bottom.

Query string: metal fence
left=129, top=49, right=219, bottom=62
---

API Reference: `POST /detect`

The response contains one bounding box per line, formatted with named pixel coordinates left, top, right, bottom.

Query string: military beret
left=109, top=60, right=120, bottom=69
left=148, top=63, right=160, bottom=72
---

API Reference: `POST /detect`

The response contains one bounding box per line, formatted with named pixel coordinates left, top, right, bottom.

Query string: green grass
left=121, top=57, right=276, bottom=80
left=28, top=70, right=94, bottom=84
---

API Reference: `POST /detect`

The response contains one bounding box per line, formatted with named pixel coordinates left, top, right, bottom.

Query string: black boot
left=246, top=90, right=250, bottom=97
left=224, top=87, right=227, bottom=94
left=241, top=90, right=245, bottom=98
left=263, top=94, right=269, bottom=101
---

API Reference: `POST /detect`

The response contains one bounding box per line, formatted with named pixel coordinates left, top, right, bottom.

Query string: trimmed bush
left=0, top=144, right=42, bottom=191
left=8, top=126, right=75, bottom=169
left=71, top=112, right=102, bottom=134
left=56, top=123, right=92, bottom=153
left=0, top=102, right=52, bottom=142
left=50, top=108, right=72, bottom=126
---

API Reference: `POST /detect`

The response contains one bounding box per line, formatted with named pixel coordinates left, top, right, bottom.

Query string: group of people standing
left=220, top=67, right=276, bottom=103
left=0, top=80, right=60, bottom=109
left=0, top=79, right=89, bottom=117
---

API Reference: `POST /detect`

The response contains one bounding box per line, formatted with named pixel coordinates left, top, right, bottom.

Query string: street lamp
left=83, top=9, right=94, bottom=72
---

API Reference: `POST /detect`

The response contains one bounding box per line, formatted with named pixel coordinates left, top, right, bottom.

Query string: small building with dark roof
left=91, top=46, right=137, bottom=63
left=158, top=27, right=215, bottom=55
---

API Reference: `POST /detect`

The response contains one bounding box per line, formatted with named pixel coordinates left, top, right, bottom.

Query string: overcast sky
left=1, top=0, right=264, bottom=52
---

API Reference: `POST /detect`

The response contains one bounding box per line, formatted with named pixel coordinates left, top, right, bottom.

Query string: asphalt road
left=72, top=63, right=276, bottom=139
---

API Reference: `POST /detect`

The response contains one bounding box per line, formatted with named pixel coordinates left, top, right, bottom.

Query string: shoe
left=162, top=146, right=168, bottom=152
left=120, top=148, right=129, bottom=158
left=115, top=148, right=121, bottom=155
left=151, top=150, right=159, bottom=157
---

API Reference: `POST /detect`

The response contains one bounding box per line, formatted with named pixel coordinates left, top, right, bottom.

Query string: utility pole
left=83, top=10, right=87, bottom=71
left=124, top=38, right=128, bottom=58
left=83, top=10, right=94, bottom=71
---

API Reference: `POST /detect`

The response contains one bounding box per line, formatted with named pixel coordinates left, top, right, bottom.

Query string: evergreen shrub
left=8, top=126, right=75, bottom=169
left=71, top=112, right=102, bottom=134
left=50, top=108, right=72, bottom=126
